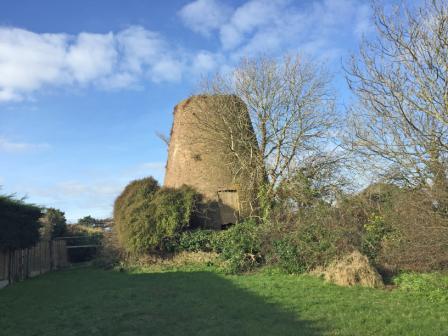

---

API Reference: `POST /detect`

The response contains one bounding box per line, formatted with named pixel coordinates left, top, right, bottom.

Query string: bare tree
left=346, top=0, right=448, bottom=196
left=195, top=55, right=338, bottom=217
left=155, top=131, right=170, bottom=147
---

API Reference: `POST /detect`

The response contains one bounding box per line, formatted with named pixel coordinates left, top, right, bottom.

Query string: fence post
left=25, top=248, right=29, bottom=279
left=7, top=249, right=11, bottom=285
left=49, top=240, right=53, bottom=271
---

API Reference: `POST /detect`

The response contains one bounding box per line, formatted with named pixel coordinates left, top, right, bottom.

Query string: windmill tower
left=164, top=95, right=259, bottom=229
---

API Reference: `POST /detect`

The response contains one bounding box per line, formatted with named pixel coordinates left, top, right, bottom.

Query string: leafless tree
left=155, top=131, right=170, bottom=146
left=346, top=0, right=448, bottom=197
left=194, top=55, right=339, bottom=216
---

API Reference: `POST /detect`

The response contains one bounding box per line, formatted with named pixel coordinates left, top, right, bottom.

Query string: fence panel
left=0, top=240, right=68, bottom=288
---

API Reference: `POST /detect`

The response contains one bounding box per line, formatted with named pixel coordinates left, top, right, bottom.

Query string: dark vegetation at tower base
left=109, top=175, right=448, bottom=279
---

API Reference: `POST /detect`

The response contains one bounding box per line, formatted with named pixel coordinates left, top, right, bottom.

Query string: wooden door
left=217, top=189, right=240, bottom=226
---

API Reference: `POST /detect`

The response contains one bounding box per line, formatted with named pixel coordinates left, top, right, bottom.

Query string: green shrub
left=272, top=221, right=339, bottom=274
left=114, top=178, right=201, bottom=254
left=178, top=230, right=215, bottom=252
left=114, top=177, right=160, bottom=253
left=361, top=214, right=392, bottom=261
left=0, top=194, right=42, bottom=251
left=272, top=238, right=306, bottom=274
left=93, top=232, right=122, bottom=269
left=213, top=220, right=263, bottom=273
left=151, top=186, right=200, bottom=241
left=40, top=208, right=67, bottom=239
left=393, top=272, right=448, bottom=302
left=265, top=203, right=352, bottom=274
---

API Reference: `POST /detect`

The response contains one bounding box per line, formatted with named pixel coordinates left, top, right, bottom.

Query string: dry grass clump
left=166, top=251, right=220, bottom=266
left=312, top=250, right=384, bottom=288
left=129, top=251, right=220, bottom=269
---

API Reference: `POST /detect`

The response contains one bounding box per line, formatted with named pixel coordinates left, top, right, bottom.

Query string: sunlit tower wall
left=164, top=95, right=260, bottom=229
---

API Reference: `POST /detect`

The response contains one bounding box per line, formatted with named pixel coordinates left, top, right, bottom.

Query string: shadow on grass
left=0, top=268, right=321, bottom=336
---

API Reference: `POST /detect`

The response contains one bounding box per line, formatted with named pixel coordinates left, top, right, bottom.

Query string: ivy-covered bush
left=113, top=177, right=201, bottom=254
left=272, top=221, right=340, bottom=274
left=272, top=238, right=306, bottom=273
left=361, top=214, right=392, bottom=261
left=151, top=186, right=201, bottom=242
left=114, top=177, right=160, bottom=254
left=177, top=230, right=215, bottom=252
left=213, top=220, right=263, bottom=273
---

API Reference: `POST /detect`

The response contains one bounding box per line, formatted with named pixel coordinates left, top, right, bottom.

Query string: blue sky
left=0, top=0, right=384, bottom=222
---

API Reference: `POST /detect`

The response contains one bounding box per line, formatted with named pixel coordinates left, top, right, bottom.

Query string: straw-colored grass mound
left=129, top=251, right=220, bottom=270
left=313, top=250, right=384, bottom=288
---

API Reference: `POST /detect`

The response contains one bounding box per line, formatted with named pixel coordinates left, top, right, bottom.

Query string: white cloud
left=151, top=58, right=184, bottom=83
left=191, top=50, right=223, bottom=75
left=181, top=0, right=373, bottom=62
left=66, top=32, right=117, bottom=83
left=0, top=88, right=20, bottom=102
left=220, top=0, right=286, bottom=50
left=0, top=137, right=50, bottom=153
left=0, top=1, right=375, bottom=103
left=0, top=25, right=194, bottom=102
left=116, top=27, right=164, bottom=72
left=0, top=28, right=69, bottom=96
left=178, top=0, right=233, bottom=36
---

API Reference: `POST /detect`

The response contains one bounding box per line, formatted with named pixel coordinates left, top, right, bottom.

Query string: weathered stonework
left=164, top=95, right=259, bottom=229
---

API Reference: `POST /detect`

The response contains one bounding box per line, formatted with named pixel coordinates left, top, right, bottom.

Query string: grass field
left=1, top=266, right=447, bottom=335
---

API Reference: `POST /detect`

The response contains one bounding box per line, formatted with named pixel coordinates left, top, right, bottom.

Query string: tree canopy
left=40, top=208, right=67, bottom=239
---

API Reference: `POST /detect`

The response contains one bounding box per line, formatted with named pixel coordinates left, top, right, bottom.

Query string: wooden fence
left=0, top=240, right=68, bottom=288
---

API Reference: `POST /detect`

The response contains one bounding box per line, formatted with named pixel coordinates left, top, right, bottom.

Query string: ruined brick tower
left=164, top=95, right=259, bottom=229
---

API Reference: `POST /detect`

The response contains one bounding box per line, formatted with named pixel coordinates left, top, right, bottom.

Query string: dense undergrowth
left=107, top=177, right=448, bottom=286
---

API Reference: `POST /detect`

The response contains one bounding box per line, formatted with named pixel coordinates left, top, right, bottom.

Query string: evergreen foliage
left=114, top=177, right=160, bottom=254
left=113, top=177, right=200, bottom=254
left=40, top=208, right=67, bottom=239
left=0, top=194, right=42, bottom=251
left=77, top=215, right=100, bottom=227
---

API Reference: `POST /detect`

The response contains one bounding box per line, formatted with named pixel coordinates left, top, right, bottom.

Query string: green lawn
left=1, top=266, right=447, bottom=335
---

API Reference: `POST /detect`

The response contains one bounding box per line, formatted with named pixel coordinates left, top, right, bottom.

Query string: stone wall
left=164, top=95, right=260, bottom=228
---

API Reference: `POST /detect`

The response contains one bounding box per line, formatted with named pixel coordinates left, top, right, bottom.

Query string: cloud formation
left=0, top=1, right=373, bottom=103
left=180, top=0, right=372, bottom=60
left=0, top=26, right=186, bottom=102
left=177, top=0, right=233, bottom=36
left=0, top=137, right=50, bottom=153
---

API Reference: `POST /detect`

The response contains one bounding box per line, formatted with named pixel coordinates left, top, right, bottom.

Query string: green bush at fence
left=40, top=208, right=67, bottom=240
left=0, top=194, right=42, bottom=251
